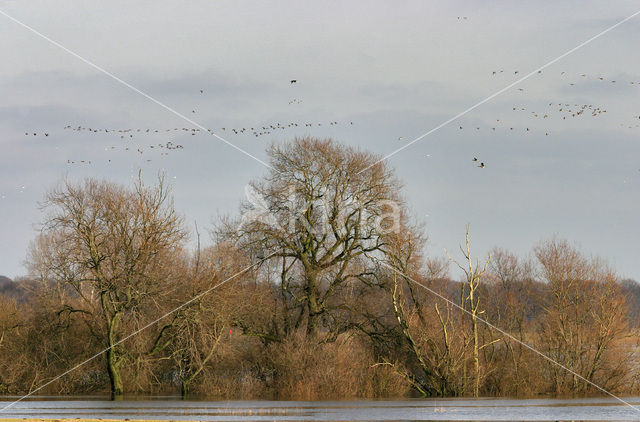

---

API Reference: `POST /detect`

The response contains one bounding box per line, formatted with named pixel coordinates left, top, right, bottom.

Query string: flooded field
left=1, top=397, right=640, bottom=421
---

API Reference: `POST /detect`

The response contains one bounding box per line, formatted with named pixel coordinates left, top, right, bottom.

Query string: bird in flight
left=473, top=157, right=478, bottom=162
left=478, top=162, right=485, bottom=168
left=290, top=79, right=297, bottom=84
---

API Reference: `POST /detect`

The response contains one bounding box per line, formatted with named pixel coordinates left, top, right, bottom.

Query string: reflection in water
left=1, top=397, right=640, bottom=421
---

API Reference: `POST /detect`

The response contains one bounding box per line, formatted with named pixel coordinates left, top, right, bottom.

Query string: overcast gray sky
left=1, top=0, right=639, bottom=280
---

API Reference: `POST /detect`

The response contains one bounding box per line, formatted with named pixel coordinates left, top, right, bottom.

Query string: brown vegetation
left=0, top=137, right=638, bottom=400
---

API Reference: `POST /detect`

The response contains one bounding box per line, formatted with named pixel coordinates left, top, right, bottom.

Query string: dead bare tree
left=371, top=219, right=471, bottom=397
left=446, top=225, right=496, bottom=397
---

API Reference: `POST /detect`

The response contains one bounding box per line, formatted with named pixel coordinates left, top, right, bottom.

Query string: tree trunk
left=181, top=380, right=189, bottom=398
left=307, top=305, right=319, bottom=336
left=106, top=346, right=123, bottom=399
left=472, top=311, right=480, bottom=397
left=105, top=310, right=123, bottom=399
left=306, top=272, right=321, bottom=336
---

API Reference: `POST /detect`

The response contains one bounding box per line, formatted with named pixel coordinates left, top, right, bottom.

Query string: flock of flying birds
left=491, top=69, right=640, bottom=85
left=48, top=119, right=355, bottom=164
left=24, top=79, right=362, bottom=165
left=465, top=71, right=639, bottom=168
left=21, top=70, right=640, bottom=169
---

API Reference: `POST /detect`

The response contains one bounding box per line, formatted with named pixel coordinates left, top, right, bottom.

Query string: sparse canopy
left=27, top=175, right=186, bottom=397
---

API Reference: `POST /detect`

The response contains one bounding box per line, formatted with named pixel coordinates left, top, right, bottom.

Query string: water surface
left=1, top=397, right=640, bottom=421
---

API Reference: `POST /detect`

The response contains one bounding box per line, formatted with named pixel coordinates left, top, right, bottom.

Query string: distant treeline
left=1, top=137, right=638, bottom=400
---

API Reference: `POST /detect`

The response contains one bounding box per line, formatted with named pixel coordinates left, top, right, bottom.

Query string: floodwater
left=1, top=397, right=640, bottom=421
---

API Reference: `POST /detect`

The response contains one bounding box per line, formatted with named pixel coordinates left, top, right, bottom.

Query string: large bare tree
left=223, top=137, right=404, bottom=337
left=27, top=175, right=186, bottom=397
